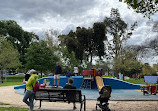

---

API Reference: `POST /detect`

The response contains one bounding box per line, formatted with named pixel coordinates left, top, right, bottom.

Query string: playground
left=15, top=76, right=158, bottom=101
left=12, top=70, right=158, bottom=111
left=0, top=86, right=156, bottom=111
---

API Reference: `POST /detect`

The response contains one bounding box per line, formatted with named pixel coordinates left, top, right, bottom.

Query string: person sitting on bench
left=63, top=78, right=77, bottom=110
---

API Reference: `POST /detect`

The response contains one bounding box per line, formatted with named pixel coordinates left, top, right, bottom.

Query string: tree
left=129, top=37, right=158, bottom=60
left=119, top=0, right=158, bottom=17
left=142, top=63, right=153, bottom=75
left=60, top=45, right=81, bottom=69
left=0, top=20, right=39, bottom=65
left=25, top=40, right=59, bottom=77
left=95, top=60, right=112, bottom=76
left=152, top=64, right=158, bottom=74
left=114, top=50, right=142, bottom=77
left=59, top=22, right=107, bottom=68
left=44, top=29, right=60, bottom=51
left=0, top=38, right=21, bottom=83
left=104, top=8, right=137, bottom=76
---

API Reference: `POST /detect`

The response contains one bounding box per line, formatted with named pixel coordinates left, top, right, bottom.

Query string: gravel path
left=0, top=86, right=157, bottom=111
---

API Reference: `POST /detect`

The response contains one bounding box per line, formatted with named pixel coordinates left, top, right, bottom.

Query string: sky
left=0, top=0, right=157, bottom=64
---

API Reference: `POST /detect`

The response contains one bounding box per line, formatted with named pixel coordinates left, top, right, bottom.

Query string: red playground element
left=147, top=86, right=156, bottom=94
left=82, top=70, right=93, bottom=76
left=96, top=69, right=99, bottom=76
left=40, top=84, right=45, bottom=88
left=82, top=70, right=94, bottom=89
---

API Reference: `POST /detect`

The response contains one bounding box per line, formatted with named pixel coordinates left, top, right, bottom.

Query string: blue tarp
left=144, top=76, right=158, bottom=83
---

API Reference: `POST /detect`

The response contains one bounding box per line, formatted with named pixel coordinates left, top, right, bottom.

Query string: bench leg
left=84, top=100, right=86, bottom=111
left=80, top=103, right=83, bottom=111
left=39, top=100, right=42, bottom=109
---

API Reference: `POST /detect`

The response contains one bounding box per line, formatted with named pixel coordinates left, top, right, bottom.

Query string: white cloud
left=0, top=0, right=157, bottom=64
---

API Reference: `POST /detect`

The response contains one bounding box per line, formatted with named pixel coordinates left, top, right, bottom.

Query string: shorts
left=54, top=74, right=60, bottom=80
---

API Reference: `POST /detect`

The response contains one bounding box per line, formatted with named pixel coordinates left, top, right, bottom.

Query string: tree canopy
left=0, top=38, right=21, bottom=83
left=0, top=38, right=21, bottom=70
left=119, top=0, right=158, bottom=17
left=59, top=22, right=107, bottom=68
left=0, top=20, right=39, bottom=65
left=25, top=40, right=59, bottom=77
left=104, top=8, right=137, bottom=76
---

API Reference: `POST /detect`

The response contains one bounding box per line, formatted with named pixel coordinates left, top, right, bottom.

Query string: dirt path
left=0, top=86, right=157, bottom=111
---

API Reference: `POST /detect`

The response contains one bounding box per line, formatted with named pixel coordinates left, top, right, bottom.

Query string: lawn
left=0, top=75, right=43, bottom=87
left=5, top=75, right=25, bottom=82
left=0, top=107, right=28, bottom=111
left=125, top=78, right=145, bottom=84
left=0, top=102, right=9, bottom=105
left=0, top=102, right=28, bottom=111
left=0, top=75, right=26, bottom=87
left=0, top=82, right=22, bottom=87
left=124, top=78, right=155, bottom=85
left=4, top=75, right=43, bottom=82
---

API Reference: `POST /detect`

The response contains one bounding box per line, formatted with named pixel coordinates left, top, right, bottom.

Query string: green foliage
left=0, top=20, right=39, bottom=65
left=152, top=64, right=158, bottom=72
left=25, top=40, right=59, bottom=76
left=119, top=0, right=158, bottom=17
left=104, top=8, right=137, bottom=76
left=142, top=63, right=154, bottom=75
left=60, top=45, right=81, bottom=69
left=93, top=22, right=107, bottom=58
left=114, top=51, right=142, bottom=76
left=44, top=29, right=59, bottom=51
left=0, top=39, right=21, bottom=69
left=59, top=22, right=107, bottom=68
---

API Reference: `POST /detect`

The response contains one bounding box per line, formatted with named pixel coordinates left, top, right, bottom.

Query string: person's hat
left=27, top=69, right=36, bottom=74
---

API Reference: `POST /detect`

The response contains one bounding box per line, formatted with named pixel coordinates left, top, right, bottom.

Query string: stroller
left=96, top=85, right=112, bottom=111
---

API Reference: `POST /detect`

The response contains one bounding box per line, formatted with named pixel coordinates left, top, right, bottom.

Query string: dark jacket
left=63, top=84, right=76, bottom=89
left=55, top=65, right=62, bottom=75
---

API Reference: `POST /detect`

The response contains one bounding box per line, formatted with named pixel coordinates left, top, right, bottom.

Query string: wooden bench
left=35, top=88, right=86, bottom=111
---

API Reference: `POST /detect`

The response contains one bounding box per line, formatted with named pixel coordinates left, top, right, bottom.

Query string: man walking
left=54, top=62, right=62, bottom=86
left=23, top=69, right=38, bottom=111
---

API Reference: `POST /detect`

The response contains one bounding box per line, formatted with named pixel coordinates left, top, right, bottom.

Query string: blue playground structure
left=14, top=76, right=141, bottom=89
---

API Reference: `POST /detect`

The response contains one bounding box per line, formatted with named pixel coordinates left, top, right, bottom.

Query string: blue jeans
left=23, top=90, right=35, bottom=110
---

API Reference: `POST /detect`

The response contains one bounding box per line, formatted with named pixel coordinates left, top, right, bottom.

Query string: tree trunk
left=40, top=71, right=42, bottom=78
left=0, top=70, right=3, bottom=83
left=89, top=53, right=93, bottom=69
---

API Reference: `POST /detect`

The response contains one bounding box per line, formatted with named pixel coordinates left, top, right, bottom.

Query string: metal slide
left=95, top=76, right=104, bottom=91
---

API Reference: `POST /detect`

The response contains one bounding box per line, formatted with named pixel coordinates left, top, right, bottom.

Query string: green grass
left=0, top=82, right=22, bottom=87
left=5, top=75, right=25, bottom=82
left=0, top=75, right=44, bottom=87
left=0, top=107, right=28, bottom=111
left=0, top=102, right=9, bottom=105
left=125, top=78, right=145, bottom=84
left=5, top=75, right=44, bottom=82
left=0, top=102, right=28, bottom=111
left=124, top=78, right=156, bottom=85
